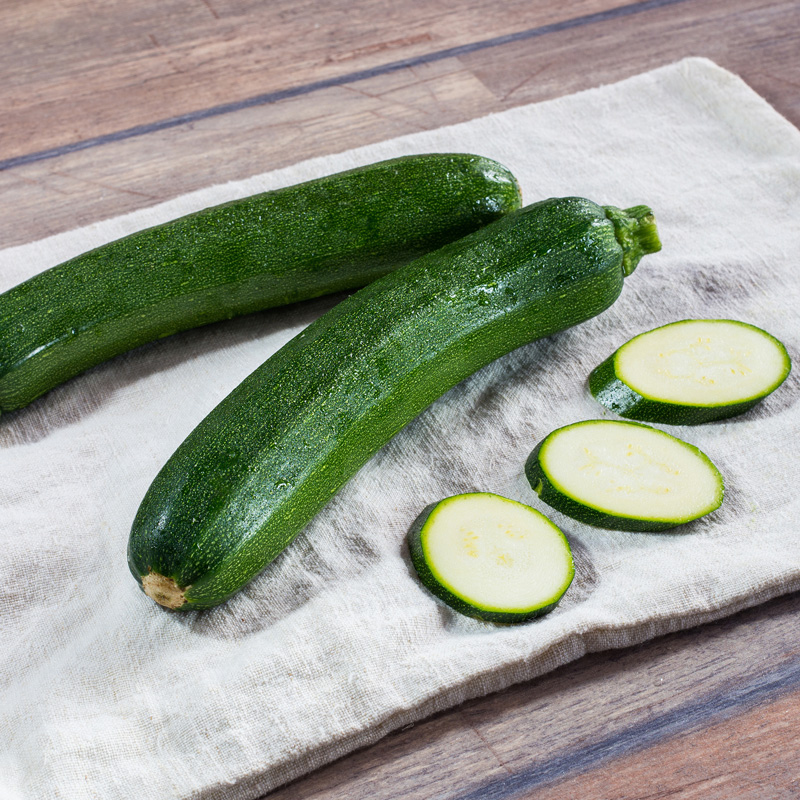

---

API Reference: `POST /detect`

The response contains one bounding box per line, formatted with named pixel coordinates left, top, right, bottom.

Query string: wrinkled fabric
left=1, top=58, right=798, bottom=799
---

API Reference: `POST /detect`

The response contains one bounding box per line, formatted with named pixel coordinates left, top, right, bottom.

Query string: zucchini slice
left=590, top=319, right=791, bottom=424
left=525, top=420, right=724, bottom=532
left=0, top=153, right=522, bottom=415
left=408, top=493, right=574, bottom=623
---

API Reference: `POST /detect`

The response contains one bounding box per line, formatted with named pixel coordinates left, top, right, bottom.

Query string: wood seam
left=454, top=658, right=800, bottom=799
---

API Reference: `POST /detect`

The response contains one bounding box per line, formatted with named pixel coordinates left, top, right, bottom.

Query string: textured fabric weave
left=1, top=58, right=798, bottom=799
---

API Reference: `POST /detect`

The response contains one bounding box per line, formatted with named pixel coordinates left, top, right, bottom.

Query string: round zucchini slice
left=589, top=319, right=791, bottom=424
left=407, top=492, right=574, bottom=623
left=525, top=420, right=724, bottom=532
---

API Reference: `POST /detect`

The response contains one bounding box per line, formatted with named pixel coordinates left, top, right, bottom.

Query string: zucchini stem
left=604, top=205, right=661, bottom=276
left=142, top=571, right=187, bottom=609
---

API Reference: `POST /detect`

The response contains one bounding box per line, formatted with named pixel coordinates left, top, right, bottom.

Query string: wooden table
left=4, top=1, right=799, bottom=797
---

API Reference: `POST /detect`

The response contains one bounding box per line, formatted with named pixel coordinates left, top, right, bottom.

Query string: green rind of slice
left=589, top=355, right=766, bottom=425
left=407, top=493, right=574, bottom=623
left=525, top=420, right=724, bottom=532
left=589, top=319, right=791, bottom=425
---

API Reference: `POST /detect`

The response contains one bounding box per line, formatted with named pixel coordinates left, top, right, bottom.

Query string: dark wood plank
left=520, top=691, right=800, bottom=799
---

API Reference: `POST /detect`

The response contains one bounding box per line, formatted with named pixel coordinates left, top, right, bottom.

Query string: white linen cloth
left=1, top=57, right=799, bottom=799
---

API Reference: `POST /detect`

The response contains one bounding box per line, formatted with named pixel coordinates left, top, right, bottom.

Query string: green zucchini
left=589, top=319, right=791, bottom=424
left=525, top=420, right=724, bottom=532
left=128, top=196, right=661, bottom=609
left=407, top=493, right=574, bottom=623
left=0, top=153, right=522, bottom=415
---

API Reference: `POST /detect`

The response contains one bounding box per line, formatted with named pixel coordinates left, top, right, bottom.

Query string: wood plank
left=460, top=0, right=800, bottom=124
left=263, top=591, right=800, bottom=798
left=518, top=690, right=800, bottom=799
left=2, top=0, right=799, bottom=250
left=1, top=0, right=653, bottom=161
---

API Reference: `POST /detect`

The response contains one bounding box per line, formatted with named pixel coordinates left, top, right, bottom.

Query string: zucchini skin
left=0, top=153, right=522, bottom=415
left=128, top=197, right=660, bottom=609
left=589, top=356, right=761, bottom=425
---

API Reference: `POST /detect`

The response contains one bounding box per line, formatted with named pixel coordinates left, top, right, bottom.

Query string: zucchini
left=589, top=319, right=791, bottom=424
left=128, top=196, right=661, bottom=609
left=525, top=420, right=724, bottom=532
left=0, top=153, right=522, bottom=415
left=407, top=493, right=574, bottom=623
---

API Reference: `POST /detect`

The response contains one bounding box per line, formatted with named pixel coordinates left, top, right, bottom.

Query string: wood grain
left=520, top=691, right=800, bottom=799
left=462, top=0, right=800, bottom=119
left=1, top=0, right=655, bottom=160
left=2, top=0, right=799, bottom=249
left=1, top=57, right=498, bottom=245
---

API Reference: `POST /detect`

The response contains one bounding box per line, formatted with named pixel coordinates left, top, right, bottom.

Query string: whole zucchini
left=0, top=153, right=521, bottom=415
left=128, top=197, right=661, bottom=610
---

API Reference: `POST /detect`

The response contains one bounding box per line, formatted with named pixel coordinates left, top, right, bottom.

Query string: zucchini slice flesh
left=526, top=420, right=724, bottom=531
left=590, top=319, right=791, bottom=424
left=408, top=493, right=574, bottom=623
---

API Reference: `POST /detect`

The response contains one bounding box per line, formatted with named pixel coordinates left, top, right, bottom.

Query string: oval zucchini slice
left=408, top=493, right=574, bottom=623
left=0, top=153, right=522, bottom=416
left=525, top=420, right=724, bottom=532
left=589, top=319, right=791, bottom=424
